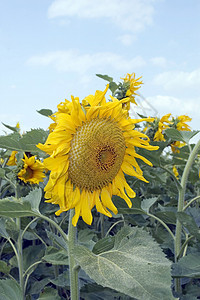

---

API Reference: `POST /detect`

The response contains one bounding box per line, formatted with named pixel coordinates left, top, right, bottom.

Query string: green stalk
left=68, top=209, right=79, bottom=300
left=16, top=217, right=24, bottom=299
left=174, top=139, right=200, bottom=292
left=147, top=212, right=175, bottom=240
left=37, top=214, right=68, bottom=244
left=183, top=195, right=200, bottom=211
left=100, top=214, right=105, bottom=238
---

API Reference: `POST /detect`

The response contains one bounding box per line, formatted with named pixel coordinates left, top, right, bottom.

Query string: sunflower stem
left=68, top=209, right=79, bottom=300
left=16, top=217, right=25, bottom=299
left=100, top=214, right=105, bottom=238
left=174, top=139, right=200, bottom=293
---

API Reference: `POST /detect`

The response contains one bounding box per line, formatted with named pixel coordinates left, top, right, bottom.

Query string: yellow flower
left=153, top=127, right=166, bottom=141
left=176, top=115, right=191, bottom=131
left=121, top=73, right=143, bottom=105
left=7, top=151, right=18, bottom=166
left=171, top=141, right=186, bottom=153
left=18, top=154, right=45, bottom=184
left=37, top=85, right=158, bottom=226
left=173, top=165, right=179, bottom=179
left=48, top=97, right=79, bottom=132
left=153, top=114, right=172, bottom=141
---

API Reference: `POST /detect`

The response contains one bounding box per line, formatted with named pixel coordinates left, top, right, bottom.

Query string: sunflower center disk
left=23, top=167, right=33, bottom=180
left=68, top=118, right=126, bottom=191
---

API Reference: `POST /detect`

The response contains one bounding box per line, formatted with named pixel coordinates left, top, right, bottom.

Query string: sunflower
left=170, top=140, right=186, bottom=153
left=7, top=151, right=18, bottom=166
left=37, top=85, right=159, bottom=226
left=121, top=73, right=143, bottom=105
left=176, top=115, right=191, bottom=131
left=153, top=113, right=172, bottom=141
left=18, top=153, right=45, bottom=184
left=170, top=115, right=192, bottom=153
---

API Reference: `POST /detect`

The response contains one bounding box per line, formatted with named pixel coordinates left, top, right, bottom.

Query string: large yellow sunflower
left=37, top=85, right=159, bottom=226
left=18, top=153, right=45, bottom=184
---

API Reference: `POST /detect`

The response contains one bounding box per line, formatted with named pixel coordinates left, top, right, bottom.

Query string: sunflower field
left=0, top=74, right=200, bottom=300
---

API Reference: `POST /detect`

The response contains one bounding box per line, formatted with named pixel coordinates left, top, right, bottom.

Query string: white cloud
left=117, top=34, right=136, bottom=46
left=146, top=95, right=200, bottom=127
left=27, top=50, right=146, bottom=74
left=48, top=0, right=156, bottom=32
left=150, top=56, right=167, bottom=68
left=153, top=69, right=200, bottom=92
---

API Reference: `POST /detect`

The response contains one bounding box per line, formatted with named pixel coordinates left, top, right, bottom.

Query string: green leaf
left=115, top=196, right=146, bottom=215
left=9, top=244, right=44, bottom=270
left=0, top=189, right=42, bottom=218
left=74, top=226, right=174, bottom=300
left=92, top=236, right=115, bottom=255
left=0, top=219, right=10, bottom=239
left=0, top=133, right=21, bottom=151
left=172, top=253, right=200, bottom=278
left=0, top=168, right=6, bottom=179
left=29, top=278, right=50, bottom=295
left=22, top=188, right=42, bottom=213
left=155, top=211, right=177, bottom=225
left=19, top=129, right=48, bottom=154
left=165, top=129, right=199, bottom=144
left=2, top=123, right=18, bottom=132
left=39, top=287, right=62, bottom=300
left=23, top=244, right=45, bottom=270
left=177, top=212, right=200, bottom=240
left=37, top=109, right=53, bottom=117
left=78, top=228, right=96, bottom=250
left=42, top=246, right=68, bottom=265
left=0, top=279, right=23, bottom=300
left=141, top=197, right=158, bottom=213
left=49, top=271, right=69, bottom=287
left=109, top=82, right=118, bottom=94
left=0, top=261, right=11, bottom=275
left=0, top=129, right=48, bottom=154
left=0, top=198, right=39, bottom=218
left=46, top=231, right=68, bottom=251
left=96, top=74, right=113, bottom=82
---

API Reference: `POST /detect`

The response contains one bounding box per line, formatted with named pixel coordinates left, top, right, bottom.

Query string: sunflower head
left=17, top=153, right=45, bottom=184
left=7, top=151, right=18, bottom=166
left=37, top=84, right=158, bottom=226
left=121, top=73, right=143, bottom=105
left=152, top=114, right=172, bottom=141
left=176, top=115, right=192, bottom=131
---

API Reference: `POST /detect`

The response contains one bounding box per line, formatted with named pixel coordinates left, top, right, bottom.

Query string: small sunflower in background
left=38, top=82, right=159, bottom=226
left=153, top=113, right=172, bottom=141
left=145, top=113, right=192, bottom=153
left=7, top=151, right=18, bottom=166
left=170, top=115, right=192, bottom=153
left=121, top=73, right=143, bottom=104
left=176, top=115, right=192, bottom=131
left=17, top=153, right=45, bottom=184
left=120, top=73, right=143, bottom=111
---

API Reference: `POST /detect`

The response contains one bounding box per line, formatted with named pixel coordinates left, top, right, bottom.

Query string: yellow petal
left=101, top=187, right=118, bottom=214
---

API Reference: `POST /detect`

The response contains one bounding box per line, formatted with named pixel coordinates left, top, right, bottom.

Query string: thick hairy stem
left=174, top=139, right=200, bottom=293
left=68, top=209, right=79, bottom=300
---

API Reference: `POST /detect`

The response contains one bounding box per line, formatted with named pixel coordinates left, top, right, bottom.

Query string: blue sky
left=1, top=0, right=200, bottom=137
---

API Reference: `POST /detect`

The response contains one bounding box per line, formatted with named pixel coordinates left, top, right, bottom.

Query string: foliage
left=0, top=75, right=200, bottom=300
